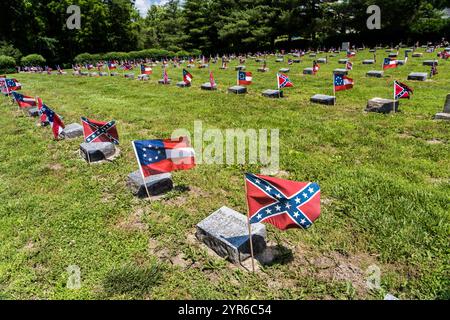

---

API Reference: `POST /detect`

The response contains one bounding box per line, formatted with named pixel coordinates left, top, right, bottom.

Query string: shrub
left=21, top=54, right=46, bottom=66
left=0, top=42, right=22, bottom=63
left=0, top=55, right=17, bottom=74
left=190, top=49, right=202, bottom=57
left=74, top=53, right=95, bottom=64
left=175, top=50, right=191, bottom=58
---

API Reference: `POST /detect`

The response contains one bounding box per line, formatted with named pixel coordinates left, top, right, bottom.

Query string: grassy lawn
left=0, top=49, right=448, bottom=300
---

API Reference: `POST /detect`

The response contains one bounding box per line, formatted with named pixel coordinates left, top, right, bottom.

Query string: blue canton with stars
left=134, top=140, right=167, bottom=165
left=246, top=173, right=320, bottom=229
left=39, top=104, right=56, bottom=123
left=334, top=74, right=345, bottom=86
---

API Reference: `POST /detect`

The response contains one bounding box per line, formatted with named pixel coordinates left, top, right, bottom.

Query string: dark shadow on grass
left=255, top=244, right=294, bottom=267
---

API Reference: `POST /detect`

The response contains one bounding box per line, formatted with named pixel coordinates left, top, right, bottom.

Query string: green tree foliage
left=0, top=55, right=17, bottom=73
left=21, top=54, right=46, bottom=66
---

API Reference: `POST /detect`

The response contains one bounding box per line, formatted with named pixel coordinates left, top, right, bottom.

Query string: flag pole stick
left=81, top=118, right=92, bottom=164
left=333, top=74, right=336, bottom=106
left=131, top=141, right=151, bottom=199
left=244, top=178, right=256, bottom=273
left=393, top=81, right=397, bottom=113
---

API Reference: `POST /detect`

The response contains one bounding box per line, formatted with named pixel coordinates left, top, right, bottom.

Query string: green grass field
left=0, top=49, right=449, bottom=300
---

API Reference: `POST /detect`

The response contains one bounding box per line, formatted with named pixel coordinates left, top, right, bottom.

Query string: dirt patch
left=48, top=163, right=63, bottom=171
left=115, top=208, right=147, bottom=232
left=426, top=139, right=444, bottom=145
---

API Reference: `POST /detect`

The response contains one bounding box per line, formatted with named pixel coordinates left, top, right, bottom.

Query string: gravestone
left=62, top=123, right=83, bottom=139
left=187, top=64, right=195, bottom=68
left=293, top=59, right=301, bottom=63
left=279, top=68, right=290, bottom=73
left=262, top=89, right=283, bottom=98
left=338, top=59, right=349, bottom=64
left=228, top=86, right=247, bottom=94
left=434, top=94, right=450, bottom=120
left=333, top=69, right=348, bottom=75
left=309, top=54, right=317, bottom=58
left=445, top=47, right=450, bottom=52
left=28, top=107, right=39, bottom=117
left=369, top=49, right=376, bottom=53
left=386, top=49, right=393, bottom=53
left=200, top=64, right=209, bottom=69
left=423, top=60, right=438, bottom=66
left=176, top=81, right=191, bottom=88
left=99, top=72, right=108, bottom=77
left=342, top=42, right=350, bottom=51
left=275, top=58, right=284, bottom=62
left=407, top=72, right=427, bottom=81
left=367, top=70, right=384, bottom=78
left=110, top=72, right=120, bottom=76
left=158, top=79, right=171, bottom=84
left=80, top=72, right=89, bottom=76
left=255, top=59, right=263, bottom=63
left=137, top=74, right=149, bottom=81
left=317, top=58, right=327, bottom=64
left=303, top=68, right=314, bottom=75
left=405, top=49, right=413, bottom=53
left=219, top=66, right=228, bottom=70
left=124, top=73, right=135, bottom=79
left=363, top=60, right=375, bottom=65
left=412, top=53, right=423, bottom=58
left=257, top=67, right=269, bottom=72
left=310, top=94, right=336, bottom=105
left=89, top=72, right=99, bottom=77
left=127, top=171, right=173, bottom=198
left=195, top=206, right=267, bottom=264
left=235, top=65, right=246, bottom=71
left=79, top=142, right=116, bottom=163
left=201, top=82, right=217, bottom=90
left=365, top=98, right=399, bottom=114
left=389, top=53, right=398, bottom=58
left=397, top=60, right=405, bottom=65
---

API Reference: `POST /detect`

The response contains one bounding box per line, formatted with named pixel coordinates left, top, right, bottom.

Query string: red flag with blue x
left=245, top=173, right=321, bottom=230
left=277, top=73, right=293, bottom=89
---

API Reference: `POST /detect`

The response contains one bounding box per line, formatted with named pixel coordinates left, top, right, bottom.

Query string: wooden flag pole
left=333, top=73, right=336, bottom=106
left=131, top=141, right=151, bottom=199
left=393, top=81, right=397, bottom=113
left=244, top=177, right=256, bottom=273
left=80, top=117, right=91, bottom=164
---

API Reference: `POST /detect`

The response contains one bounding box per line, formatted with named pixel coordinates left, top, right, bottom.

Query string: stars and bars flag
left=132, top=137, right=196, bottom=177
left=383, top=58, right=398, bottom=70
left=38, top=103, right=65, bottom=139
left=430, top=63, right=438, bottom=78
left=347, top=50, right=356, bottom=58
left=277, top=73, right=293, bottom=89
left=238, top=71, right=252, bottom=85
left=288, top=59, right=293, bottom=65
left=245, top=173, right=321, bottom=230
left=108, top=62, right=117, bottom=70
left=81, top=117, right=119, bottom=145
left=163, top=68, right=169, bottom=84
left=209, top=71, right=216, bottom=87
left=394, top=81, right=413, bottom=100
left=183, top=69, right=193, bottom=84
left=12, top=92, right=36, bottom=108
left=334, top=74, right=354, bottom=91
left=313, top=61, right=320, bottom=74
left=141, top=64, right=152, bottom=75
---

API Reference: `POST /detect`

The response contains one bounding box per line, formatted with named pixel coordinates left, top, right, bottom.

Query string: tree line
left=1, top=0, right=450, bottom=66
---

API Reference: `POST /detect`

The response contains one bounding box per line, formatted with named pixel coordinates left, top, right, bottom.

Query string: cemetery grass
left=0, top=50, right=449, bottom=300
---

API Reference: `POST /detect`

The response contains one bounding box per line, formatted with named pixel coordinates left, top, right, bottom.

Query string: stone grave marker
left=127, top=171, right=173, bottom=198
left=338, top=59, right=349, bottom=65
left=412, top=53, right=423, bottom=58
left=333, top=68, right=348, bottom=75
left=310, top=94, right=336, bottom=105
left=79, top=142, right=117, bottom=163
left=407, top=72, right=427, bottom=81
left=195, top=206, right=267, bottom=264
left=176, top=81, right=190, bottom=88
left=366, top=70, right=384, bottom=78
left=28, top=107, right=39, bottom=117
left=201, top=82, right=217, bottom=91
left=228, top=86, right=247, bottom=94
left=235, top=65, right=246, bottom=71
left=363, top=60, right=375, bottom=65
left=262, top=89, right=283, bottom=98
left=365, top=98, right=399, bottom=114
left=279, top=68, right=290, bottom=73
left=158, top=79, right=171, bottom=84
left=423, top=60, right=438, bottom=66
left=61, top=123, right=83, bottom=139
left=137, top=74, right=149, bottom=81
left=303, top=68, right=314, bottom=75
left=317, top=58, right=327, bottom=64
left=434, top=94, right=450, bottom=120
left=124, top=73, right=135, bottom=79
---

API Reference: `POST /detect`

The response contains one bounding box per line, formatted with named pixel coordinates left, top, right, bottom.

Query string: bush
left=175, top=50, right=191, bottom=58
left=190, top=49, right=202, bottom=57
left=74, top=53, right=95, bottom=64
left=0, top=42, right=22, bottom=63
left=0, top=55, right=16, bottom=74
left=21, top=54, right=46, bottom=66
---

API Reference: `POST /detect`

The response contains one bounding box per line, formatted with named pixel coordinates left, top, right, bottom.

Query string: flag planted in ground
left=183, top=69, right=193, bottom=84
left=39, top=103, right=65, bottom=139
left=383, top=58, right=398, bottom=70
left=277, top=73, right=293, bottom=89
left=12, top=92, right=36, bottom=108
left=81, top=117, right=119, bottom=145
left=133, top=137, right=196, bottom=176
left=245, top=173, right=321, bottom=230
left=209, top=71, right=216, bottom=87
left=394, top=81, right=413, bottom=100
left=141, top=64, right=152, bottom=75
left=238, top=71, right=252, bottom=85
left=334, top=74, right=354, bottom=91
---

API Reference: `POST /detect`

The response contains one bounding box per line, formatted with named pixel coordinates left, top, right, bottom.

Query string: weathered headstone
left=363, top=60, right=375, bottom=65
left=28, top=107, right=39, bottom=117
left=62, top=123, right=83, bottom=139
left=176, top=81, right=190, bottom=88
left=137, top=74, right=149, bottom=81
left=397, top=60, right=405, bottom=65
left=201, top=82, right=217, bottom=91
left=388, top=53, right=398, bottom=58
left=89, top=72, right=99, bottom=77
left=257, top=67, right=269, bottom=72
left=158, top=79, right=171, bottom=84
left=187, top=64, right=195, bottom=69
left=79, top=142, right=116, bottom=163
left=407, top=72, right=427, bottom=81
left=365, top=98, right=399, bottom=114
left=110, top=72, right=120, bottom=76
left=124, top=73, right=135, bottom=79
left=235, top=65, right=246, bottom=71
left=80, top=72, right=89, bottom=76
left=99, top=72, right=108, bottom=77
left=367, top=70, right=384, bottom=78
left=333, top=68, right=348, bottom=75
left=412, top=53, right=423, bottom=58
left=303, top=68, right=314, bottom=75
left=262, top=89, right=283, bottom=98
left=310, top=94, right=336, bottom=105
left=293, top=59, right=301, bottom=63
left=127, top=171, right=173, bottom=198
left=434, top=94, right=450, bottom=120
left=275, top=58, right=284, bottom=62
left=228, top=86, right=247, bottom=94
left=195, top=206, right=267, bottom=264
left=338, top=59, right=349, bottom=64
left=317, top=58, right=327, bottom=64
left=309, top=54, right=317, bottom=58
left=200, top=64, right=209, bottom=69
left=341, top=42, right=350, bottom=51
left=423, top=60, right=438, bottom=66
left=279, top=68, right=290, bottom=73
